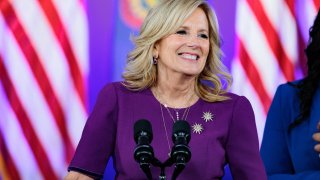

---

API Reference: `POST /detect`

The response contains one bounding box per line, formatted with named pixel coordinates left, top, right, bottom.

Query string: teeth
left=180, top=53, right=198, bottom=60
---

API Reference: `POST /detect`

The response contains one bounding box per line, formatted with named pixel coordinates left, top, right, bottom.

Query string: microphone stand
left=139, top=159, right=152, bottom=180
left=159, top=156, right=174, bottom=180
left=151, top=158, right=167, bottom=180
left=171, top=143, right=191, bottom=180
left=137, top=147, right=190, bottom=180
left=141, top=154, right=175, bottom=180
left=134, top=120, right=191, bottom=180
left=134, top=144, right=154, bottom=180
left=171, top=156, right=186, bottom=180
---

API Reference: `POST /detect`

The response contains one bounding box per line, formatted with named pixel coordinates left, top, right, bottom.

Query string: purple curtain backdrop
left=87, top=1, right=236, bottom=179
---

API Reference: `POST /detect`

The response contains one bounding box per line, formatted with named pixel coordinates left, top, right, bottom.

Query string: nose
left=186, top=34, right=200, bottom=48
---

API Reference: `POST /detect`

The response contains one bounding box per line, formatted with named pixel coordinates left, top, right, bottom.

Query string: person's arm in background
left=261, top=85, right=320, bottom=180
left=226, top=96, right=267, bottom=180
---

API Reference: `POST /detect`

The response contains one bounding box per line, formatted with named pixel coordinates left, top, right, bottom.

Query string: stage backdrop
left=0, top=0, right=319, bottom=179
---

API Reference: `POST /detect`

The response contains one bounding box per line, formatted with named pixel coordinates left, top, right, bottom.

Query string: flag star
left=192, top=123, right=204, bottom=134
left=202, top=111, right=214, bottom=122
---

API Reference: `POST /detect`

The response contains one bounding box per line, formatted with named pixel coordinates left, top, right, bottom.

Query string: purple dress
left=69, top=82, right=267, bottom=179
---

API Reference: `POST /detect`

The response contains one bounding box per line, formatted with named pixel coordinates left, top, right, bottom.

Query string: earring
left=153, top=57, right=158, bottom=65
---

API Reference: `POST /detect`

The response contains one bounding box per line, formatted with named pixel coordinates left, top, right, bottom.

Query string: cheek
left=159, top=42, right=178, bottom=56
left=203, top=43, right=210, bottom=55
left=201, top=47, right=210, bottom=61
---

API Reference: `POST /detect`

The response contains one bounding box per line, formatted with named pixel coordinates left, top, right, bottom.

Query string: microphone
left=133, top=119, right=154, bottom=180
left=171, top=120, right=191, bottom=180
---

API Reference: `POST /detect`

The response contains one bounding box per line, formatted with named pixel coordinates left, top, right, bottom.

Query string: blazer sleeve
left=68, top=83, right=118, bottom=179
left=226, top=96, right=267, bottom=180
left=260, top=85, right=320, bottom=179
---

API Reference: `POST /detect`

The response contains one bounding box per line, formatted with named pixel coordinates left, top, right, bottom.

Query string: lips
left=178, top=53, right=199, bottom=60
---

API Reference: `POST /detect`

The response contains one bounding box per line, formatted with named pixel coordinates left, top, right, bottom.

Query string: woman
left=65, top=0, right=266, bottom=179
left=260, top=9, right=320, bottom=179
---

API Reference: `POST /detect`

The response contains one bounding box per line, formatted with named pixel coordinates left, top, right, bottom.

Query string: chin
left=185, top=68, right=203, bottom=75
left=178, top=66, right=204, bottom=77
left=182, top=71, right=202, bottom=77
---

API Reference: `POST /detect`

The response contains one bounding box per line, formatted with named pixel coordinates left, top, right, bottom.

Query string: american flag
left=232, top=0, right=320, bottom=144
left=0, top=0, right=88, bottom=179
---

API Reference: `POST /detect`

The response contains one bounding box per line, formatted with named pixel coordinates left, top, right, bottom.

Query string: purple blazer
left=69, top=82, right=267, bottom=180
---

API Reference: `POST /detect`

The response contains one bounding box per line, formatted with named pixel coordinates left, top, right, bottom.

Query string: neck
left=152, top=76, right=198, bottom=108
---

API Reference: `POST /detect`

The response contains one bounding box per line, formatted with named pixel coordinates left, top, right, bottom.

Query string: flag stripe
left=52, top=0, right=89, bottom=77
left=9, top=0, right=87, bottom=151
left=0, top=130, right=20, bottom=180
left=38, top=0, right=86, bottom=108
left=0, top=57, right=57, bottom=179
left=238, top=40, right=271, bottom=114
left=0, top=0, right=88, bottom=178
left=0, top=72, right=44, bottom=179
left=0, top=20, right=66, bottom=177
left=236, top=0, right=286, bottom=96
left=246, top=0, right=295, bottom=81
left=284, top=0, right=307, bottom=77
left=314, top=0, right=320, bottom=8
left=0, top=0, right=74, bottom=163
left=285, top=0, right=295, bottom=17
left=261, top=0, right=298, bottom=67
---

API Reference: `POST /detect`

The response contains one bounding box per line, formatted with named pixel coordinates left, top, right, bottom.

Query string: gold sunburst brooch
left=192, top=123, right=204, bottom=134
left=202, top=111, right=214, bottom=122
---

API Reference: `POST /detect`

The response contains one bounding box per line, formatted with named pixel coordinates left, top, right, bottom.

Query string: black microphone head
left=172, top=120, right=191, bottom=143
left=173, top=120, right=190, bottom=134
left=171, top=120, right=192, bottom=166
left=134, top=119, right=153, bottom=143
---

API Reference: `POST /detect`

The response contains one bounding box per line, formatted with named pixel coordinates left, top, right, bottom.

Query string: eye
left=199, top=33, right=208, bottom=39
left=176, top=30, right=187, bottom=35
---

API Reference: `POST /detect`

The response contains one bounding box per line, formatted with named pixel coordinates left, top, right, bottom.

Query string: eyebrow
left=179, top=26, right=209, bottom=33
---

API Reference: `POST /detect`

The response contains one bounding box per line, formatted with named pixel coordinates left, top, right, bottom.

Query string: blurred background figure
left=0, top=0, right=319, bottom=179
left=261, top=9, right=320, bottom=179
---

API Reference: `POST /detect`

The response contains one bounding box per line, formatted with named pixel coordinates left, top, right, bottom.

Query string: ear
left=153, top=42, right=159, bottom=58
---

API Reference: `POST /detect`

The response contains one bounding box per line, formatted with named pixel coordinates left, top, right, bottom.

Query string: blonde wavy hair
left=122, top=0, right=232, bottom=102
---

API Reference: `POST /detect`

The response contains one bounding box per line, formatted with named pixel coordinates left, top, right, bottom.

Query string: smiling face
left=154, top=7, right=210, bottom=79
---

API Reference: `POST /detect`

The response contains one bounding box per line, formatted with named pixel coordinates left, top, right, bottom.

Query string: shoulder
left=100, top=81, right=151, bottom=97
left=277, top=80, right=301, bottom=93
left=223, top=92, right=251, bottom=107
left=101, top=81, right=126, bottom=92
left=100, top=81, right=131, bottom=94
left=226, top=93, right=253, bottom=114
left=202, top=92, right=252, bottom=112
left=273, top=80, right=301, bottom=103
left=266, top=80, right=302, bottom=124
left=225, top=92, right=247, bottom=100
